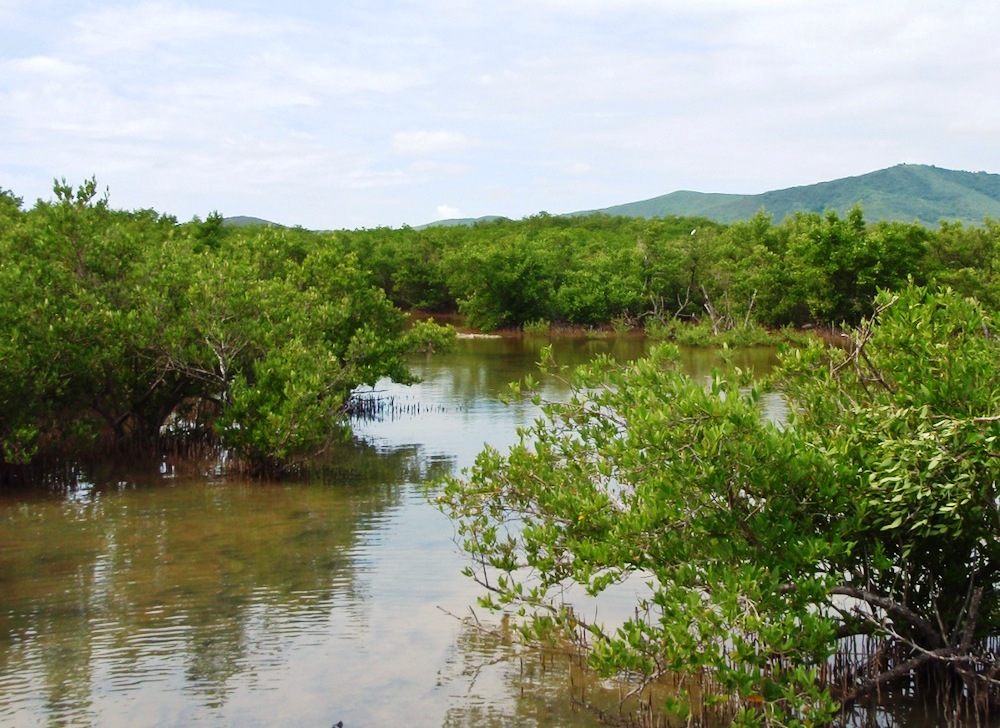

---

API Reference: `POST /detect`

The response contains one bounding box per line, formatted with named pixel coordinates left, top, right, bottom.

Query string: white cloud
left=475, top=70, right=517, bottom=85
left=166, top=77, right=321, bottom=111
left=436, top=204, right=461, bottom=219
left=5, top=55, right=87, bottom=79
left=272, top=57, right=421, bottom=96
left=3, top=0, right=1000, bottom=229
left=342, top=169, right=412, bottom=190
left=392, top=130, right=472, bottom=156
left=70, top=1, right=283, bottom=55
left=409, top=160, right=468, bottom=177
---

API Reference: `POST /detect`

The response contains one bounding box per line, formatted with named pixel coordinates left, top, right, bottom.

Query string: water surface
left=0, top=338, right=782, bottom=727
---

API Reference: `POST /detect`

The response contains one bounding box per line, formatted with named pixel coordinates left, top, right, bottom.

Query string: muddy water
left=0, top=338, right=779, bottom=727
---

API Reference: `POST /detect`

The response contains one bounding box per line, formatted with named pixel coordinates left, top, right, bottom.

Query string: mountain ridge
left=581, top=164, right=1000, bottom=227
left=222, top=215, right=283, bottom=228
left=425, top=164, right=1000, bottom=229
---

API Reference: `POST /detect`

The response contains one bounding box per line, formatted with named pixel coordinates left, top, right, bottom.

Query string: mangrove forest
left=3, top=178, right=1000, bottom=725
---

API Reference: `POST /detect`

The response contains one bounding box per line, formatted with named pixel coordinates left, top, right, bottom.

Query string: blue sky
left=2, top=0, right=999, bottom=229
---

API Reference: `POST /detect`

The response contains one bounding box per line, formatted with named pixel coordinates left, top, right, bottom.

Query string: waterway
left=0, top=336, right=956, bottom=727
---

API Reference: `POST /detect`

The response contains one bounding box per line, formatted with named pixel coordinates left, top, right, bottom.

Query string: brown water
left=0, top=338, right=822, bottom=727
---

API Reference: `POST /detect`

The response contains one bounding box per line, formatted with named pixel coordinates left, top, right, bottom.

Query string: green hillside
left=588, top=164, right=1000, bottom=227
left=415, top=214, right=507, bottom=229
left=223, top=215, right=282, bottom=228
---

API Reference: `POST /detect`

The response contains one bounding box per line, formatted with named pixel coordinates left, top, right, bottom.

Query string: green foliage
left=445, top=227, right=562, bottom=330
left=440, top=284, right=1000, bottom=723
left=339, top=202, right=1000, bottom=335
left=5, top=169, right=1000, bottom=476
left=645, top=315, right=798, bottom=348
left=779, top=288, right=1000, bottom=655
left=0, top=180, right=455, bottom=477
left=923, top=219, right=1000, bottom=310
left=522, top=319, right=552, bottom=336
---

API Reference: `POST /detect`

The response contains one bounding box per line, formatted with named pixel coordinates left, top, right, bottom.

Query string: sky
left=2, top=0, right=1000, bottom=230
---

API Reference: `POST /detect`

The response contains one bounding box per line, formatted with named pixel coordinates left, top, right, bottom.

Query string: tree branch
left=830, top=586, right=944, bottom=649
left=841, top=648, right=950, bottom=704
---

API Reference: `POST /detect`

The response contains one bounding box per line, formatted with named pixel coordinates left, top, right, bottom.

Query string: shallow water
left=5, top=337, right=940, bottom=728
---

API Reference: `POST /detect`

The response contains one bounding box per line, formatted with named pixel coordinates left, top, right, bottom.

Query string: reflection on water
left=0, top=471, right=398, bottom=726
left=0, top=338, right=787, bottom=727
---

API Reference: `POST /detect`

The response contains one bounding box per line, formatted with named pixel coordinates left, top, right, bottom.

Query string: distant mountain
left=415, top=215, right=508, bottom=229
left=223, top=215, right=283, bottom=228
left=582, top=164, right=1000, bottom=227
left=418, top=165, right=1000, bottom=228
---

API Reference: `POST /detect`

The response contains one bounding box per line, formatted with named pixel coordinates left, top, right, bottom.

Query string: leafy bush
left=0, top=180, right=454, bottom=477
left=440, top=284, right=1000, bottom=725
left=522, top=319, right=552, bottom=336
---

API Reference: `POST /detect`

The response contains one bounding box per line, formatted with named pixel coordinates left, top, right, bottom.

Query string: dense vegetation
left=4, top=177, right=1000, bottom=721
left=0, top=180, right=453, bottom=479
left=3, top=176, right=1000, bottom=479
left=339, top=204, right=999, bottom=333
left=440, top=285, right=1000, bottom=725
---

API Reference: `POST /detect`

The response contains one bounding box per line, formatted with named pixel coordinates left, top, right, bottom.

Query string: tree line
left=2, top=177, right=998, bottom=478
left=338, top=206, right=999, bottom=332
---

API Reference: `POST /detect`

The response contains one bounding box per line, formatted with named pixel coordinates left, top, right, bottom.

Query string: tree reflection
left=439, top=616, right=630, bottom=728
left=0, top=434, right=437, bottom=724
